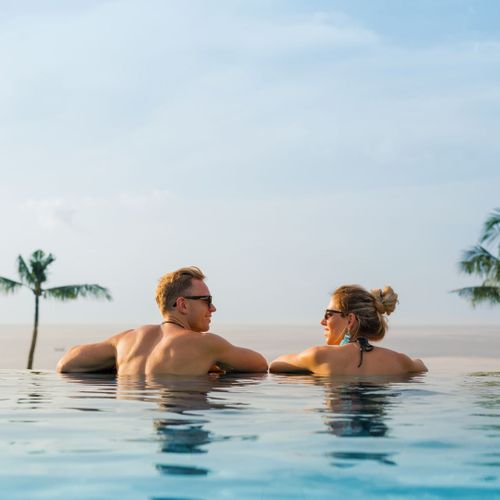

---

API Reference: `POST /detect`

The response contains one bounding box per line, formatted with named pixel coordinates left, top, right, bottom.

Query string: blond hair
left=333, top=284, right=398, bottom=341
left=155, top=266, right=206, bottom=315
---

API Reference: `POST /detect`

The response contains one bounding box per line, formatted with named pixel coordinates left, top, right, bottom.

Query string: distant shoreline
left=1, top=323, right=499, bottom=371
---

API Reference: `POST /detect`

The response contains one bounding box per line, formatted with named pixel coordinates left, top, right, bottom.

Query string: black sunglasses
left=324, top=309, right=343, bottom=320
left=173, top=295, right=213, bottom=308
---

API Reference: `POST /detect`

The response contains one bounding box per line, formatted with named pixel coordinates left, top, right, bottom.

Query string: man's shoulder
left=186, top=332, right=233, bottom=352
left=191, top=331, right=227, bottom=344
left=113, top=324, right=158, bottom=343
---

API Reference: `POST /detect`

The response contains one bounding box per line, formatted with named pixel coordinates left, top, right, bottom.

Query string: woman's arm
left=410, top=358, right=428, bottom=373
left=269, top=348, right=318, bottom=374
left=398, top=352, right=428, bottom=374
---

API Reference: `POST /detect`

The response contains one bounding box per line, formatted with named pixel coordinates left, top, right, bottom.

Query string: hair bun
left=370, top=286, right=398, bottom=315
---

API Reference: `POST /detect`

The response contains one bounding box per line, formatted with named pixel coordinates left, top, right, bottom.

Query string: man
left=57, top=266, right=268, bottom=375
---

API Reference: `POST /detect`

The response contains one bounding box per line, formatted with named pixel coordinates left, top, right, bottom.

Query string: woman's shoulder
left=302, top=344, right=347, bottom=362
left=373, top=346, right=428, bottom=372
left=371, top=345, right=409, bottom=360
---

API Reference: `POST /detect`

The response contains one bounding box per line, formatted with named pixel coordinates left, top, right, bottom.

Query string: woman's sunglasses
left=324, top=309, right=342, bottom=320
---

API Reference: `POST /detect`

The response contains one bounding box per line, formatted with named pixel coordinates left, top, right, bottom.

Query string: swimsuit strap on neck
left=355, top=336, right=374, bottom=368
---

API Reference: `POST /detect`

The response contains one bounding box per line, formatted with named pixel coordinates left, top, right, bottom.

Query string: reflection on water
left=4, top=367, right=500, bottom=498
left=327, top=451, right=397, bottom=467
left=61, top=372, right=118, bottom=411
left=467, top=372, right=500, bottom=415
left=150, top=376, right=246, bottom=459
left=464, top=372, right=500, bottom=450
left=315, top=376, right=419, bottom=438
left=60, top=373, right=263, bottom=476
left=311, top=375, right=423, bottom=468
left=466, top=372, right=500, bottom=480
left=270, top=373, right=426, bottom=468
left=155, top=463, right=210, bottom=476
left=155, top=419, right=211, bottom=454
left=16, top=372, right=52, bottom=409
left=320, top=381, right=392, bottom=438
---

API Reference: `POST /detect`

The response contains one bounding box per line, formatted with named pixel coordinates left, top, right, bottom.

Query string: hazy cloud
left=22, top=199, right=77, bottom=230
left=1, top=2, right=499, bottom=324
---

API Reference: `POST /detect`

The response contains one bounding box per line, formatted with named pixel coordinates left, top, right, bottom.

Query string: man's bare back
left=116, top=325, right=219, bottom=376
left=57, top=323, right=268, bottom=376
left=57, top=267, right=268, bottom=376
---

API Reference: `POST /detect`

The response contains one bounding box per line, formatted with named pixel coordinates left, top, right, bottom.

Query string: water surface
left=1, top=364, right=500, bottom=499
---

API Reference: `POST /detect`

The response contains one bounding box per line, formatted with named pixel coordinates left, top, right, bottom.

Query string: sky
left=0, top=0, right=499, bottom=327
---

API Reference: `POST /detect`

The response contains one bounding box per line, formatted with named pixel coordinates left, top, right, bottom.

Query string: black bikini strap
left=356, top=336, right=374, bottom=368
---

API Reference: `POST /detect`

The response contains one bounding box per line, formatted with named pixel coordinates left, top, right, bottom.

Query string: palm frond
left=451, top=285, right=500, bottom=307
left=0, top=276, right=24, bottom=294
left=29, top=249, right=55, bottom=284
left=17, top=256, right=35, bottom=286
left=459, top=245, right=500, bottom=280
left=480, top=207, right=500, bottom=246
left=44, top=284, right=112, bottom=301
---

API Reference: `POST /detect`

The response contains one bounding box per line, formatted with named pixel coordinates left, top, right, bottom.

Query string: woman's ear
left=347, top=312, right=357, bottom=331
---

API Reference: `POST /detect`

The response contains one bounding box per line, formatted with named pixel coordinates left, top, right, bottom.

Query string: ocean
left=0, top=323, right=499, bottom=371
left=1, top=323, right=500, bottom=498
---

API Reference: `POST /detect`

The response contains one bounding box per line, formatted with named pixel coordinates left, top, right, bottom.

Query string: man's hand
left=208, top=363, right=226, bottom=375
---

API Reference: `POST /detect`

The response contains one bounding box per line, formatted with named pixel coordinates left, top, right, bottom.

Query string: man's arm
left=56, top=331, right=128, bottom=373
left=269, top=348, right=318, bottom=374
left=209, top=335, right=268, bottom=373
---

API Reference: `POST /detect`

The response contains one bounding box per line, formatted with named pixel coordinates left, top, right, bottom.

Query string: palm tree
left=0, top=250, right=112, bottom=369
left=452, top=208, right=500, bottom=306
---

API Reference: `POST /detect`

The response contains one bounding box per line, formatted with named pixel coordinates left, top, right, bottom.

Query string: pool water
left=1, top=365, right=500, bottom=499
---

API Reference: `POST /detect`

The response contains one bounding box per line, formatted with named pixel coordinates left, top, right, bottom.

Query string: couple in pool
left=57, top=266, right=427, bottom=376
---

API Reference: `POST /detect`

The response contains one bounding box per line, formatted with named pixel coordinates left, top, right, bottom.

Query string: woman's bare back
left=314, top=343, right=426, bottom=376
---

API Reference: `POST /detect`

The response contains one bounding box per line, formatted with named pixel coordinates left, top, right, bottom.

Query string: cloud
left=1, top=2, right=498, bottom=200
left=200, top=10, right=380, bottom=53
left=20, top=190, right=174, bottom=230
left=0, top=2, right=499, bottom=326
left=22, top=198, right=77, bottom=230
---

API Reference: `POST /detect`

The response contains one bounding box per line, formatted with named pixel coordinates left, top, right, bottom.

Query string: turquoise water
left=1, top=367, right=500, bottom=499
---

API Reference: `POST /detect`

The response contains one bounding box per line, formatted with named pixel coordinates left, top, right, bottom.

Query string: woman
left=270, top=285, right=427, bottom=376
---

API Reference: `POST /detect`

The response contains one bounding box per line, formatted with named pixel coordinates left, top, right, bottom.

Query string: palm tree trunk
left=27, top=294, right=39, bottom=369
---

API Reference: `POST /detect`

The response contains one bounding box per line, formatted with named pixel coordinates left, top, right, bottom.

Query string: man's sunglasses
left=324, top=309, right=343, bottom=320
left=173, top=295, right=213, bottom=308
